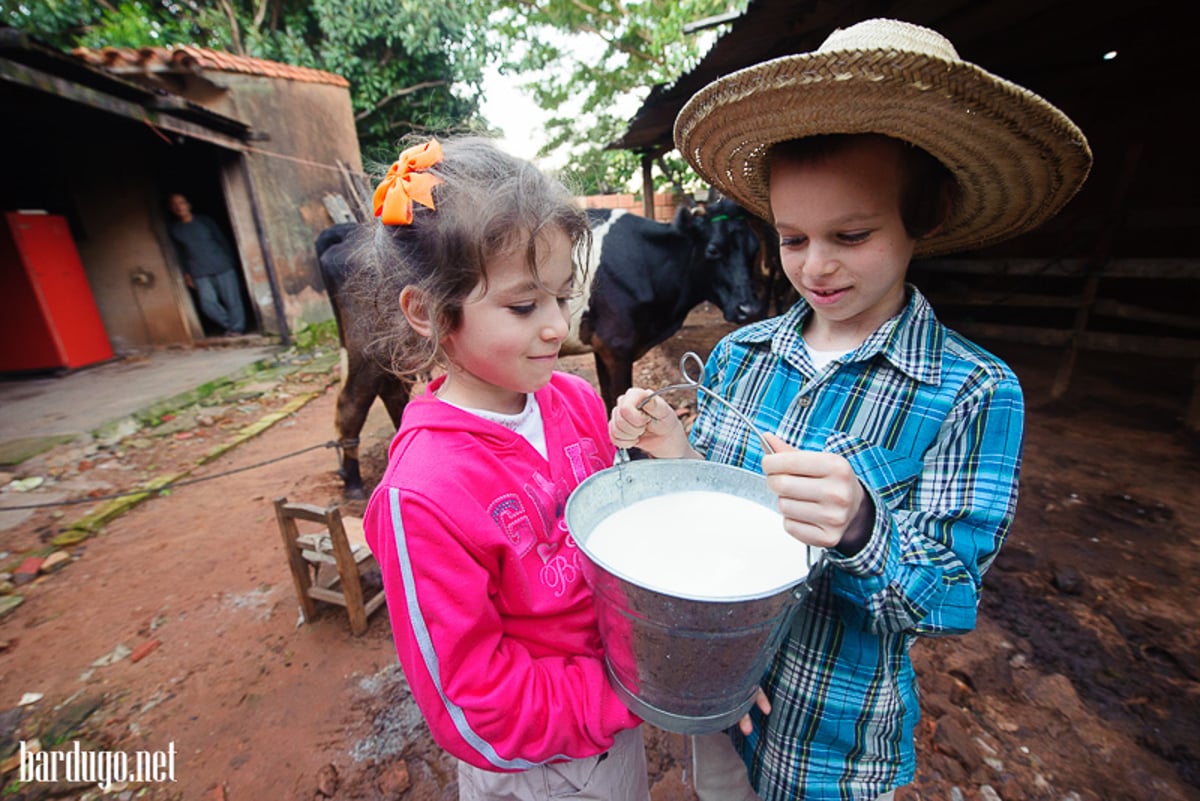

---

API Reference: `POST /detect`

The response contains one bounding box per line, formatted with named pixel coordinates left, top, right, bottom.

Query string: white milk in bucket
left=584, top=490, right=812, bottom=599
left=567, top=458, right=824, bottom=733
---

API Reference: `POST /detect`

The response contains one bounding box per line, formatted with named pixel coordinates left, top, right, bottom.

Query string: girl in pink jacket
left=360, top=136, right=648, bottom=801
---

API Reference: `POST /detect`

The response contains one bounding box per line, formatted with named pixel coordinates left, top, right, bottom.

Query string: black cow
left=572, top=197, right=762, bottom=408
left=317, top=197, right=762, bottom=497
left=316, top=223, right=413, bottom=499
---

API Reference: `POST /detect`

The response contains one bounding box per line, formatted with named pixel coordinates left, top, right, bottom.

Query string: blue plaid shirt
left=690, top=287, right=1024, bottom=800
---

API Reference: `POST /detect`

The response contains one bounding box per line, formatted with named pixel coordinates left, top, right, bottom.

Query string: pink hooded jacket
left=364, top=371, right=640, bottom=771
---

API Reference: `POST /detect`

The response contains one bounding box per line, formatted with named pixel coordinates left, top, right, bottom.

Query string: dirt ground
left=1, top=303, right=1198, bottom=801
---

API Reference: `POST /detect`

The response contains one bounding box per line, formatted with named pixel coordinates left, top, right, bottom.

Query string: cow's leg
left=334, top=359, right=384, bottom=500
left=379, top=376, right=412, bottom=428
left=592, top=344, right=633, bottom=411
left=596, top=347, right=658, bottom=461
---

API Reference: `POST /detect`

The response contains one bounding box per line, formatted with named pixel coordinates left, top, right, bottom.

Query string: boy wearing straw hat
left=609, top=17, right=1091, bottom=801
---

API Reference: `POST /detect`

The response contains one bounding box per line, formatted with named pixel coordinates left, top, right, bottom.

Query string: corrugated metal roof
left=71, top=44, right=350, bottom=88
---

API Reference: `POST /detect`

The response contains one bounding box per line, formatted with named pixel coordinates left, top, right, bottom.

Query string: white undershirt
left=441, top=393, right=548, bottom=459
left=804, top=339, right=853, bottom=371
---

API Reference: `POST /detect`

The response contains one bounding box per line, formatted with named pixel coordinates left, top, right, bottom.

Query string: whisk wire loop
left=635, top=351, right=776, bottom=455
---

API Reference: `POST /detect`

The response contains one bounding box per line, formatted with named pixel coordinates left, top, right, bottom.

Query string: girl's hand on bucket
left=760, top=433, right=871, bottom=553
left=608, top=388, right=696, bottom=459
left=738, top=688, right=771, bottom=735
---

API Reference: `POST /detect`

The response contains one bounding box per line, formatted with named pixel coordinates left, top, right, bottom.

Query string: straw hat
left=674, top=18, right=1093, bottom=256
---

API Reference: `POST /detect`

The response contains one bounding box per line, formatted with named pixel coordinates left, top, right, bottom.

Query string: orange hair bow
left=373, top=139, right=445, bottom=225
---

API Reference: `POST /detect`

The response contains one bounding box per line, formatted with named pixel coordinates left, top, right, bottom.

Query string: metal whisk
left=635, top=351, right=776, bottom=455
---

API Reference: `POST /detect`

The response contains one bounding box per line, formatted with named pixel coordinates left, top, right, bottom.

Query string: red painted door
left=0, top=212, right=114, bottom=372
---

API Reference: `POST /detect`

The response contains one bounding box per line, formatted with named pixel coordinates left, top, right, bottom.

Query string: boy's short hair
left=769, top=134, right=960, bottom=241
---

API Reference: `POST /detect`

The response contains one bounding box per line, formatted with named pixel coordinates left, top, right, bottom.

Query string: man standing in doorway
left=166, top=193, right=246, bottom=337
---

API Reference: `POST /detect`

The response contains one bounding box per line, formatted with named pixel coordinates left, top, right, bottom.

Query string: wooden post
left=1188, top=363, right=1200, bottom=432
left=641, top=153, right=654, bottom=219
left=1050, top=268, right=1101, bottom=400
left=327, top=511, right=369, bottom=636
left=274, top=497, right=319, bottom=624
left=336, top=159, right=370, bottom=221
left=1051, top=141, right=1143, bottom=399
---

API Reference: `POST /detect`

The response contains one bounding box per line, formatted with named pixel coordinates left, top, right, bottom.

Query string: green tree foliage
left=0, top=0, right=207, bottom=49
left=303, top=0, right=492, bottom=166
left=1, top=0, right=492, bottom=164
left=489, top=0, right=745, bottom=194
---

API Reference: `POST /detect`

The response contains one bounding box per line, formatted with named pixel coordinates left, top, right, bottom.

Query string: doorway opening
left=157, top=140, right=258, bottom=339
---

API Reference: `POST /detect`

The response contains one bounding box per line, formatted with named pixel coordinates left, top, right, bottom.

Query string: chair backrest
left=274, top=498, right=342, bottom=527
left=273, top=495, right=384, bottom=635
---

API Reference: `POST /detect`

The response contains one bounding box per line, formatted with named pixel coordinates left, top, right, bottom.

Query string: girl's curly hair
left=340, top=136, right=591, bottom=380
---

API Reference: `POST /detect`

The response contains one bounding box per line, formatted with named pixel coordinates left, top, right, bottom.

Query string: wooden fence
left=908, top=257, right=1200, bottom=429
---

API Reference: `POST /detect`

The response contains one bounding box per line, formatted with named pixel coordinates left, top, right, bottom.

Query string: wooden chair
left=274, top=496, right=385, bottom=635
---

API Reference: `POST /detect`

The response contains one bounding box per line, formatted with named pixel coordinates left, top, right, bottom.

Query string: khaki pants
left=458, top=726, right=650, bottom=800
left=691, top=732, right=896, bottom=801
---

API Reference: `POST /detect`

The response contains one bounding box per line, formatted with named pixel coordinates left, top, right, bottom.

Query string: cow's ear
left=400, top=286, right=434, bottom=338
left=671, top=205, right=703, bottom=235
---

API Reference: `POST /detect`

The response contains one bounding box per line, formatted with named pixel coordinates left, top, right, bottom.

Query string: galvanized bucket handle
left=635, top=351, right=776, bottom=455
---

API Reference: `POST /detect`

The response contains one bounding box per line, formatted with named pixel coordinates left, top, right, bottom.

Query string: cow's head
left=675, top=198, right=765, bottom=324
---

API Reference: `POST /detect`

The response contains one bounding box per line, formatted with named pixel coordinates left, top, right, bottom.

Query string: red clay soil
left=1, top=304, right=1197, bottom=801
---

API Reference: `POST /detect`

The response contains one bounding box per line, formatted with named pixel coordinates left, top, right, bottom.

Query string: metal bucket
left=566, top=458, right=824, bottom=734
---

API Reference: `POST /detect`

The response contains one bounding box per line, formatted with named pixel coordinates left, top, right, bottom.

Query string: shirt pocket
left=823, top=431, right=923, bottom=510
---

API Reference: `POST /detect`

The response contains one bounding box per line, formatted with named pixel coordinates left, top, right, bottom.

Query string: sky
left=480, top=67, right=549, bottom=165
left=478, top=24, right=721, bottom=177
left=477, top=34, right=644, bottom=172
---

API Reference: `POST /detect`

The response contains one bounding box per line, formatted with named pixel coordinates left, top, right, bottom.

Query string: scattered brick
left=316, top=763, right=339, bottom=797
left=40, top=551, right=71, bottom=573
left=377, top=760, right=411, bottom=798
left=130, top=638, right=162, bottom=663
left=13, top=557, right=43, bottom=585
